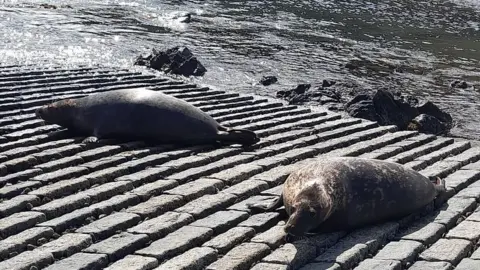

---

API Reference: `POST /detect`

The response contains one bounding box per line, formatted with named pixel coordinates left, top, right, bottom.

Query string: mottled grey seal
left=248, top=157, right=445, bottom=236
left=35, top=88, right=259, bottom=146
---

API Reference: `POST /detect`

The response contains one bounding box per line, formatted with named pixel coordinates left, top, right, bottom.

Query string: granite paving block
left=461, top=159, right=480, bottom=171
left=135, top=226, right=213, bottom=261
left=128, top=211, right=194, bottom=240
left=373, top=240, right=424, bottom=266
left=0, top=180, right=42, bottom=198
left=175, top=193, right=238, bottom=219
left=115, top=166, right=175, bottom=187
left=206, top=242, right=271, bottom=270
left=470, top=245, right=480, bottom=259
left=0, top=250, right=54, bottom=270
left=0, top=168, right=42, bottom=186
left=32, top=193, right=91, bottom=219
left=0, top=211, right=46, bottom=238
left=203, top=227, right=256, bottom=254
left=43, top=252, right=108, bottom=270
left=130, top=179, right=179, bottom=199
left=251, top=224, right=287, bottom=249
left=440, top=197, right=477, bottom=215
left=77, top=145, right=123, bottom=162
left=262, top=243, right=317, bottom=269
left=31, top=166, right=89, bottom=183
left=314, top=240, right=369, bottom=269
left=419, top=160, right=463, bottom=179
left=0, top=195, right=40, bottom=218
left=261, top=185, right=283, bottom=196
left=444, top=146, right=480, bottom=165
left=89, top=194, right=141, bottom=215
left=250, top=165, right=296, bottom=186
left=456, top=258, right=480, bottom=270
left=125, top=194, right=184, bottom=218
left=155, top=247, right=218, bottom=270
left=103, top=255, right=158, bottom=270
left=443, top=169, right=480, bottom=191
left=29, top=177, right=91, bottom=199
left=237, top=212, right=282, bottom=232
left=353, top=259, right=401, bottom=270
left=76, top=212, right=141, bottom=240
left=0, top=227, right=54, bottom=259
left=386, top=138, right=454, bottom=163
left=395, top=219, right=446, bottom=245
left=36, top=207, right=97, bottom=232
left=415, top=141, right=471, bottom=163
left=445, top=220, right=480, bottom=241
left=250, top=263, right=289, bottom=270
left=208, top=164, right=264, bottom=185
left=337, top=222, right=399, bottom=254
left=80, top=156, right=128, bottom=171
left=419, top=238, right=473, bottom=265
left=84, top=166, right=130, bottom=185
left=228, top=195, right=279, bottom=213
left=36, top=233, right=93, bottom=259
left=164, top=178, right=224, bottom=201
left=222, top=180, right=270, bottom=200
left=407, top=261, right=454, bottom=270
left=431, top=209, right=463, bottom=230
left=3, top=156, right=38, bottom=173
left=190, top=210, right=249, bottom=235
left=83, top=232, right=150, bottom=261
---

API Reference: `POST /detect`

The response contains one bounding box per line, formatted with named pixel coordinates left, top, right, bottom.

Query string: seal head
left=284, top=181, right=334, bottom=236
left=35, top=99, right=77, bottom=128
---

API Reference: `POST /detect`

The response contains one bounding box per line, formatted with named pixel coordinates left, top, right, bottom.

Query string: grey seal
left=35, top=88, right=259, bottom=146
left=248, top=157, right=445, bottom=236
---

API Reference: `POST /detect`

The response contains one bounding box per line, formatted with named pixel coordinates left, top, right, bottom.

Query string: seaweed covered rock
left=135, top=46, right=207, bottom=77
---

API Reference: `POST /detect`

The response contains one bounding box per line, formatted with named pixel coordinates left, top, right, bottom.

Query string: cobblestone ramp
left=0, top=65, right=480, bottom=270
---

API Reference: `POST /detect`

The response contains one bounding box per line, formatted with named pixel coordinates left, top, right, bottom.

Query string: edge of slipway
left=0, top=64, right=480, bottom=270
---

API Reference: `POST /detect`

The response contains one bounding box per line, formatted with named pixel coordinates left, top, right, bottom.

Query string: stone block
left=443, top=169, right=480, bottom=191
left=396, top=219, right=446, bottom=245
left=29, top=177, right=91, bottom=199
left=43, top=252, right=108, bottom=270
left=31, top=166, right=89, bottom=183
left=165, top=178, right=224, bottom=201
left=228, top=195, right=279, bottom=213
left=419, top=238, right=473, bottom=265
left=206, top=242, right=271, bottom=270
left=175, top=193, right=238, bottom=219
left=208, top=164, right=264, bottom=185
left=76, top=212, right=141, bottom=241
left=0, top=250, right=54, bottom=270
left=262, top=243, right=316, bottom=270
left=190, top=210, right=249, bottom=235
left=0, top=181, right=42, bottom=198
left=222, top=180, right=270, bottom=200
left=314, top=240, right=368, bottom=269
left=0, top=211, right=46, bottom=238
left=128, top=212, right=194, bottom=240
left=103, top=255, right=158, bottom=270
left=83, top=232, right=150, bottom=261
left=455, top=258, right=480, bottom=270
left=250, top=263, right=289, bottom=270
left=0, top=227, right=54, bottom=259
left=373, top=240, right=424, bottom=266
left=135, top=226, right=213, bottom=261
left=125, top=195, right=184, bottom=219
left=251, top=224, right=287, bottom=249
left=36, top=233, right=93, bottom=259
left=353, top=259, right=401, bottom=270
left=155, top=247, right=218, bottom=270
left=32, top=193, right=91, bottom=219
left=130, top=179, right=179, bottom=200
left=445, top=220, right=480, bottom=241
left=203, top=227, right=256, bottom=254
left=0, top=195, right=40, bottom=218
left=407, top=261, right=453, bottom=270
left=238, top=212, right=282, bottom=232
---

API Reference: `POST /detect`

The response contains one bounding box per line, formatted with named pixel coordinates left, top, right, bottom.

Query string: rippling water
left=0, top=0, right=479, bottom=139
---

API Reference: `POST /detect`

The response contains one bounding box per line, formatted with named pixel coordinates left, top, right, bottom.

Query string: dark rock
left=450, top=80, right=470, bottom=89
left=409, top=114, right=448, bottom=135
left=417, top=101, right=453, bottom=125
left=135, top=46, right=207, bottom=77
left=345, top=94, right=379, bottom=122
left=293, top=84, right=311, bottom=94
left=260, top=76, right=278, bottom=86
left=372, top=89, right=419, bottom=129
left=322, top=80, right=336, bottom=88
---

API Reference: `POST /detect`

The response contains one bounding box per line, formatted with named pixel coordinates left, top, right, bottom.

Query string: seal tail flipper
left=216, top=126, right=260, bottom=146
left=434, top=177, right=446, bottom=194
left=247, top=194, right=283, bottom=213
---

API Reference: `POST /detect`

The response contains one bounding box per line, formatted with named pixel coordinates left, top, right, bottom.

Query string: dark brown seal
left=248, top=157, right=445, bottom=236
left=35, top=88, right=259, bottom=146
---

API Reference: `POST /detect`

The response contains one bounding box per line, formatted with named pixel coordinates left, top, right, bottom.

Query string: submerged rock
left=135, top=46, right=207, bottom=77
left=260, top=76, right=278, bottom=86
left=450, top=80, right=470, bottom=89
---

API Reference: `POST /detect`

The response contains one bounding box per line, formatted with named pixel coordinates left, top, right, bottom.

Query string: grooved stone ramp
left=0, top=65, right=480, bottom=270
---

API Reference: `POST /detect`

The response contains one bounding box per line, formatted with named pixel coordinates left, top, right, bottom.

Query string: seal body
left=35, top=88, right=259, bottom=146
left=250, top=157, right=445, bottom=236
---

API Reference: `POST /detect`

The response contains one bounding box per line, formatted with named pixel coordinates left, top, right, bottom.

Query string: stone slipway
left=0, top=64, right=479, bottom=270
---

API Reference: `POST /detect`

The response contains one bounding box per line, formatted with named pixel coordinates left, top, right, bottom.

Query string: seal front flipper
left=82, top=136, right=99, bottom=144
left=247, top=194, right=283, bottom=213
left=216, top=126, right=259, bottom=146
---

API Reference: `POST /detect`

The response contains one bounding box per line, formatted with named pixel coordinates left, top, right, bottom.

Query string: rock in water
left=35, top=88, right=259, bottom=146
left=260, top=76, right=278, bottom=86
left=135, top=46, right=207, bottom=77
left=409, top=114, right=448, bottom=135
left=372, top=89, right=418, bottom=129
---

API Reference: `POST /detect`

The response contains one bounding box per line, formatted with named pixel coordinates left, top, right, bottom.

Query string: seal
left=248, top=157, right=445, bottom=236
left=35, top=88, right=259, bottom=146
